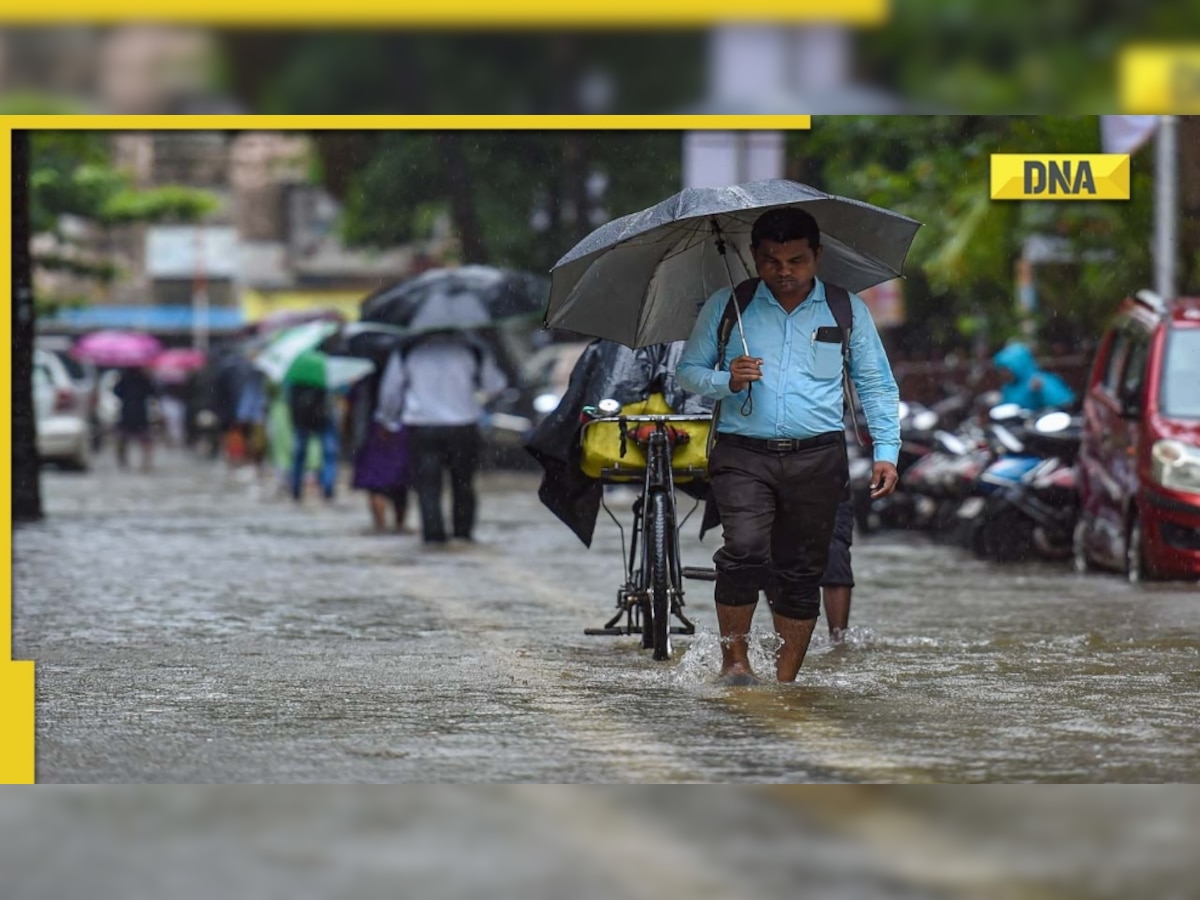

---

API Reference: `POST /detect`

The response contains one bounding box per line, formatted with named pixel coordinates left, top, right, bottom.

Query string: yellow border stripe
left=0, top=0, right=887, bottom=25
left=1, top=122, right=36, bottom=784
left=4, top=115, right=810, bottom=132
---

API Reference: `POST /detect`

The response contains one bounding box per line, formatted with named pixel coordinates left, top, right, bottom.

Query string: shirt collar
left=758, top=276, right=826, bottom=311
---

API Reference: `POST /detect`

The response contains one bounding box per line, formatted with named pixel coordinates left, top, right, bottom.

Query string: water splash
left=671, top=626, right=783, bottom=687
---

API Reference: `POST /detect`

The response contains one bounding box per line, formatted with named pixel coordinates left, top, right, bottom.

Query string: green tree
left=29, top=132, right=220, bottom=313
left=792, top=115, right=1154, bottom=354
left=325, top=130, right=682, bottom=274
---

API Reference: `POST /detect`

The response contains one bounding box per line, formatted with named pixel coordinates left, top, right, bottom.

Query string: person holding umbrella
left=377, top=332, right=508, bottom=545
left=113, top=365, right=159, bottom=472
left=548, top=177, right=919, bottom=672
left=70, top=330, right=163, bottom=472
left=677, top=207, right=902, bottom=684
left=253, top=321, right=376, bottom=504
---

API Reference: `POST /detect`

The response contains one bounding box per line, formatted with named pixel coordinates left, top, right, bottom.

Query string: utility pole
left=11, top=129, right=43, bottom=523
left=1155, top=115, right=1178, bottom=303
left=192, top=227, right=209, bottom=352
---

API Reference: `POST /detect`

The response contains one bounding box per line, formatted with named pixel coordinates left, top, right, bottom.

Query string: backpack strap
left=824, top=282, right=853, bottom=403
left=824, top=282, right=867, bottom=446
left=707, top=278, right=759, bottom=454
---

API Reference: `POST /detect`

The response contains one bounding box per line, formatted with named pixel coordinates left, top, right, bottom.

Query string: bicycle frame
left=582, top=413, right=707, bottom=655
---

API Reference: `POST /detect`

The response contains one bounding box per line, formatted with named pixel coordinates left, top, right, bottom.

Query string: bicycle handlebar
left=581, top=413, right=713, bottom=426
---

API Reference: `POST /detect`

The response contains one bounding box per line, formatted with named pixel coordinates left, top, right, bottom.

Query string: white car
left=33, top=348, right=91, bottom=470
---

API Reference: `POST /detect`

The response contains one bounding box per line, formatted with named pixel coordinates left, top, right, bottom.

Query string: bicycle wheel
left=648, top=491, right=673, bottom=661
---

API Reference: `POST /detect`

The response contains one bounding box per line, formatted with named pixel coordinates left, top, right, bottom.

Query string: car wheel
left=1072, top=519, right=1092, bottom=574
left=63, top=441, right=90, bottom=472
left=73, top=438, right=91, bottom=472
left=1126, top=512, right=1148, bottom=584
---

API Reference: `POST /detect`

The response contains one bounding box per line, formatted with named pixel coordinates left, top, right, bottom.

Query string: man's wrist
left=873, top=445, right=900, bottom=466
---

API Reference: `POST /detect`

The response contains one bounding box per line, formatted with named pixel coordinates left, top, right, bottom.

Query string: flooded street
left=13, top=451, right=1200, bottom=784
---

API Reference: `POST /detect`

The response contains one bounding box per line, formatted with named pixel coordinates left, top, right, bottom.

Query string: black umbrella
left=360, top=265, right=549, bottom=332
left=546, top=178, right=922, bottom=348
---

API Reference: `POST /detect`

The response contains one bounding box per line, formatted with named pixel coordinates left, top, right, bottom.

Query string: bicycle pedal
left=585, top=627, right=641, bottom=636
left=669, top=626, right=695, bottom=635
left=681, top=566, right=717, bottom=581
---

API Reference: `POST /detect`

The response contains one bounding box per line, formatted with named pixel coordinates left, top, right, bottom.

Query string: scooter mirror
left=913, top=410, right=939, bottom=432
left=597, top=398, right=622, bottom=415
left=992, top=423, right=1025, bottom=454
left=989, top=402, right=1024, bottom=422
left=934, top=429, right=968, bottom=456
left=1034, top=411, right=1072, bottom=434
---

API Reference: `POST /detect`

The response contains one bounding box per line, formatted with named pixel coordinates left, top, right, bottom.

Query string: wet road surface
left=2, top=786, right=1200, bottom=900
left=12, top=452, right=1200, bottom=784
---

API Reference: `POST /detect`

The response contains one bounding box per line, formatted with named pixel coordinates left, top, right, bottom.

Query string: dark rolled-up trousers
left=707, top=432, right=848, bottom=620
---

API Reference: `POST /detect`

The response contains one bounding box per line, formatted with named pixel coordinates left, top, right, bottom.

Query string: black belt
left=716, top=431, right=843, bottom=454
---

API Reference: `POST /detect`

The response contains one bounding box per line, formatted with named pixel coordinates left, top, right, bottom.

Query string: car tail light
left=53, top=387, right=76, bottom=412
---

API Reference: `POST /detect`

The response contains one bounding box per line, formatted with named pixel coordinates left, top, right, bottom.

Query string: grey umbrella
left=546, top=178, right=922, bottom=349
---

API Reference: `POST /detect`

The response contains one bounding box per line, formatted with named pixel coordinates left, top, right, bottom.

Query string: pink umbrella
left=151, top=348, right=207, bottom=384
left=71, top=330, right=163, bottom=368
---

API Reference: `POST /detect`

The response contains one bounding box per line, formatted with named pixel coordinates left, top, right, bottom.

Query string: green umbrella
left=254, top=320, right=375, bottom=389
left=284, top=349, right=375, bottom=389
left=254, top=320, right=340, bottom=383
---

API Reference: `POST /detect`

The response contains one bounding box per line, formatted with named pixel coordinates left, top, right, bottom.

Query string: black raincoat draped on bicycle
left=525, top=340, right=712, bottom=546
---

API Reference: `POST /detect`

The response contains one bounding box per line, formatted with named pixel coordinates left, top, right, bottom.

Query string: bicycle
left=578, top=395, right=716, bottom=661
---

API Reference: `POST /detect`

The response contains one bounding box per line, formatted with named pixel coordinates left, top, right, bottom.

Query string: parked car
left=33, top=348, right=91, bottom=470
left=36, top=336, right=103, bottom=449
left=1074, top=290, right=1200, bottom=582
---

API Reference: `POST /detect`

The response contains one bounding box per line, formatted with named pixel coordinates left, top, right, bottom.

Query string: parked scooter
left=964, top=405, right=1083, bottom=562
left=848, top=399, right=944, bottom=533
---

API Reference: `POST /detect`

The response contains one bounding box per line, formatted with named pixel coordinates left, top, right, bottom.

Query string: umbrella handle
left=711, top=219, right=754, bottom=415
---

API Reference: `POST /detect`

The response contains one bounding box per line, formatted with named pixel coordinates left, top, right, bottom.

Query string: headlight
left=1150, top=440, right=1200, bottom=495
left=532, top=392, right=561, bottom=415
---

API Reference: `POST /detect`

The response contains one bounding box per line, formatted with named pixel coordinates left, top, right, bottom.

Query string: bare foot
left=718, top=665, right=761, bottom=687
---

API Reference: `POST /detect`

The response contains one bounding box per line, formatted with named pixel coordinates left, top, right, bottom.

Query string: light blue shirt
left=677, top=277, right=901, bottom=465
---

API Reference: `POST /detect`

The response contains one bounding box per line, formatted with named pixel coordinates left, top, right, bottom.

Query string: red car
left=1075, top=290, right=1200, bottom=582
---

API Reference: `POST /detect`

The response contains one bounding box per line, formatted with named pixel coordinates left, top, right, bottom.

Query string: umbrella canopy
left=253, top=320, right=341, bottom=383
left=284, top=349, right=375, bottom=390
left=254, top=308, right=346, bottom=338
left=71, top=330, right=163, bottom=367
left=360, top=265, right=548, bottom=333
left=151, top=348, right=207, bottom=383
left=323, top=321, right=412, bottom=368
left=546, top=178, right=922, bottom=348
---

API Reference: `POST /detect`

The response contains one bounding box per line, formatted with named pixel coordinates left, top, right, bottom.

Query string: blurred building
left=37, top=131, right=448, bottom=343
left=683, top=26, right=908, bottom=190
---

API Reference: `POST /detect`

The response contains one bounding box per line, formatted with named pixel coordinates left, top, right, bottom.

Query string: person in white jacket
left=378, top=333, right=508, bottom=544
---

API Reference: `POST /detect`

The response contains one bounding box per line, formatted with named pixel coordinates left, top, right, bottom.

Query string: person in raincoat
left=992, top=342, right=1076, bottom=412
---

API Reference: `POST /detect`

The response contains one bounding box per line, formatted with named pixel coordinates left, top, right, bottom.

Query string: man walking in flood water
left=678, top=207, right=901, bottom=684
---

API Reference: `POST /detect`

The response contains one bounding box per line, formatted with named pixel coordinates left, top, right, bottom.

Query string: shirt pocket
left=811, top=337, right=844, bottom=380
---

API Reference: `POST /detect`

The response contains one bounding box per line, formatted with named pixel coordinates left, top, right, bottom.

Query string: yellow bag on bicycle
left=579, top=392, right=711, bottom=482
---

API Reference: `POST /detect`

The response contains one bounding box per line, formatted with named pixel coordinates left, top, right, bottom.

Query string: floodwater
left=12, top=452, right=1200, bottom=785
